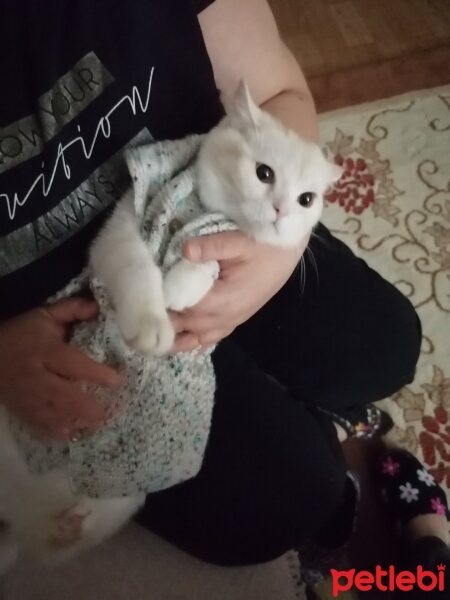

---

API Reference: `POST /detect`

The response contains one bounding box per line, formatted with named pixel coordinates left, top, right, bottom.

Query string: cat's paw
left=118, top=309, right=175, bottom=356
left=164, top=260, right=219, bottom=312
left=47, top=505, right=91, bottom=549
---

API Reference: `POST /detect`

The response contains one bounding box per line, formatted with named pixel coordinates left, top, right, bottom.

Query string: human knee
left=245, top=434, right=347, bottom=562
left=207, top=466, right=347, bottom=566
left=376, top=286, right=422, bottom=395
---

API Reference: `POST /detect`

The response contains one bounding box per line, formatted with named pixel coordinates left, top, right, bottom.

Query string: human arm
left=198, top=0, right=318, bottom=142
left=172, top=0, right=318, bottom=350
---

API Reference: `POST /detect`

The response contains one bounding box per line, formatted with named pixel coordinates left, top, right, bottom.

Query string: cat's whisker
left=299, top=255, right=306, bottom=294
left=306, top=246, right=319, bottom=283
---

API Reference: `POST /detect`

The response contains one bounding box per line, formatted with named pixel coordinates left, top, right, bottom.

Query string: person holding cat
left=0, top=0, right=421, bottom=570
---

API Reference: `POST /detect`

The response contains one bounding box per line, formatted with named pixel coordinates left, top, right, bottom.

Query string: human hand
left=0, top=297, right=122, bottom=440
left=171, top=231, right=307, bottom=352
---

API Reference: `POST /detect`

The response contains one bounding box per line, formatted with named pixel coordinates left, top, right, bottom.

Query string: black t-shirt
left=0, top=0, right=221, bottom=319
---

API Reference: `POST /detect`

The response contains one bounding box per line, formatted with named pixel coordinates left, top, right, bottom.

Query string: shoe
left=317, top=403, right=394, bottom=440
left=297, top=471, right=360, bottom=588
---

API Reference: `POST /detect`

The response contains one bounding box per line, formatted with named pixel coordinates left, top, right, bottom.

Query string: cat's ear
left=326, top=161, right=343, bottom=183
left=231, top=80, right=261, bottom=126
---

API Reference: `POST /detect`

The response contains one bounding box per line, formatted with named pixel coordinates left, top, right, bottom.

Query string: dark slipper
left=297, top=471, right=360, bottom=588
left=317, top=403, right=394, bottom=440
left=373, top=449, right=450, bottom=525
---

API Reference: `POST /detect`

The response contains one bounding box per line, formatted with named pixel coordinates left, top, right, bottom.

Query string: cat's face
left=197, top=82, right=342, bottom=247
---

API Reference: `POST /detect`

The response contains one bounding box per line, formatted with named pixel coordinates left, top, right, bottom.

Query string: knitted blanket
left=9, top=135, right=236, bottom=498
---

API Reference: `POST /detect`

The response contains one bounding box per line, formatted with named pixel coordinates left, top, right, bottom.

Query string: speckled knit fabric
left=9, top=136, right=236, bottom=498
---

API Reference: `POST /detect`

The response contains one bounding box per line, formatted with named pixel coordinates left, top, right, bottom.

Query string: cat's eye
left=256, top=163, right=275, bottom=184
left=298, top=192, right=315, bottom=207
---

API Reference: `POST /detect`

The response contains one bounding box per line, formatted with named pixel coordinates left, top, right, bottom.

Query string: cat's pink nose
left=273, top=203, right=285, bottom=218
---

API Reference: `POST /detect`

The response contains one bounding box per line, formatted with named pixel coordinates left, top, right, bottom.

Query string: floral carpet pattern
left=319, top=86, right=450, bottom=506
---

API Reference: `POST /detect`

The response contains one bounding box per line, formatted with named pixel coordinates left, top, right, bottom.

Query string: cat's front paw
left=118, top=309, right=175, bottom=356
left=164, top=260, right=219, bottom=312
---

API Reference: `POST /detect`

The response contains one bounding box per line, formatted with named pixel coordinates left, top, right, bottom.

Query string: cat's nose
left=273, top=203, right=285, bottom=218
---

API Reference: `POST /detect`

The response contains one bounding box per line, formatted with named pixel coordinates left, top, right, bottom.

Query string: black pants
left=136, top=224, right=421, bottom=566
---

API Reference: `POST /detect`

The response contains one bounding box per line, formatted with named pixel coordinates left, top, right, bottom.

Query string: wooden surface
left=309, top=45, right=450, bottom=112
left=269, top=0, right=450, bottom=111
left=270, top=0, right=450, bottom=78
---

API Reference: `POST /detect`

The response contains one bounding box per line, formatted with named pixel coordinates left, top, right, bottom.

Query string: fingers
left=45, top=346, right=122, bottom=388
left=15, top=380, right=105, bottom=441
left=47, top=377, right=106, bottom=426
left=34, top=425, right=72, bottom=442
left=169, top=282, right=230, bottom=330
left=169, top=312, right=186, bottom=334
left=197, top=328, right=233, bottom=346
left=44, top=297, right=99, bottom=325
left=14, top=402, right=70, bottom=440
left=171, top=302, right=239, bottom=338
left=35, top=377, right=106, bottom=440
left=172, top=332, right=199, bottom=353
left=170, top=308, right=213, bottom=335
left=169, top=281, right=237, bottom=349
left=172, top=328, right=233, bottom=353
left=183, top=231, right=255, bottom=263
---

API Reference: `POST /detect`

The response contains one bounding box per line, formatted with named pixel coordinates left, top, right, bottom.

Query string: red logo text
left=330, top=564, right=446, bottom=596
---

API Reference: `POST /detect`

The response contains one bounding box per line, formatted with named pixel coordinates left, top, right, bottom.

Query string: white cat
left=0, top=83, right=341, bottom=573
left=91, top=82, right=341, bottom=356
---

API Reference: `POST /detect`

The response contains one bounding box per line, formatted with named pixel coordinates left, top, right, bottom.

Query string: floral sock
left=374, top=449, right=450, bottom=525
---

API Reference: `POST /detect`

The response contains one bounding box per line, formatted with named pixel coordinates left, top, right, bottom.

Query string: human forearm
left=260, top=87, right=319, bottom=143
left=199, top=0, right=318, bottom=143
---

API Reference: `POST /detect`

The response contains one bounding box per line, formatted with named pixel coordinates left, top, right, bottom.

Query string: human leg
left=233, top=224, right=422, bottom=412
left=137, top=339, right=347, bottom=566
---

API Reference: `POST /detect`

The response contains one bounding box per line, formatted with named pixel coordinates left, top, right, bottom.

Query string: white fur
left=163, top=258, right=220, bottom=312
left=0, top=82, right=341, bottom=572
left=93, top=81, right=340, bottom=337
left=90, top=190, right=175, bottom=356
left=0, top=406, right=144, bottom=573
left=170, top=82, right=341, bottom=304
left=197, top=82, right=341, bottom=247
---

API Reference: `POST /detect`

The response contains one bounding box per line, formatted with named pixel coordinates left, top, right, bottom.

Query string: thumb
left=44, top=297, right=99, bottom=325
left=183, top=231, right=253, bottom=263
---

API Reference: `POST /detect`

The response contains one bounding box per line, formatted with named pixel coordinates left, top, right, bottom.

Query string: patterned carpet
left=320, top=85, right=450, bottom=509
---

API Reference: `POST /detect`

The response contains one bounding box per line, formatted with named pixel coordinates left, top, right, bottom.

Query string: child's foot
left=373, top=449, right=449, bottom=544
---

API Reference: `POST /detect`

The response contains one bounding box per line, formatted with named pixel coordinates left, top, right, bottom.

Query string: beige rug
left=3, top=524, right=304, bottom=600
left=320, top=85, right=450, bottom=508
